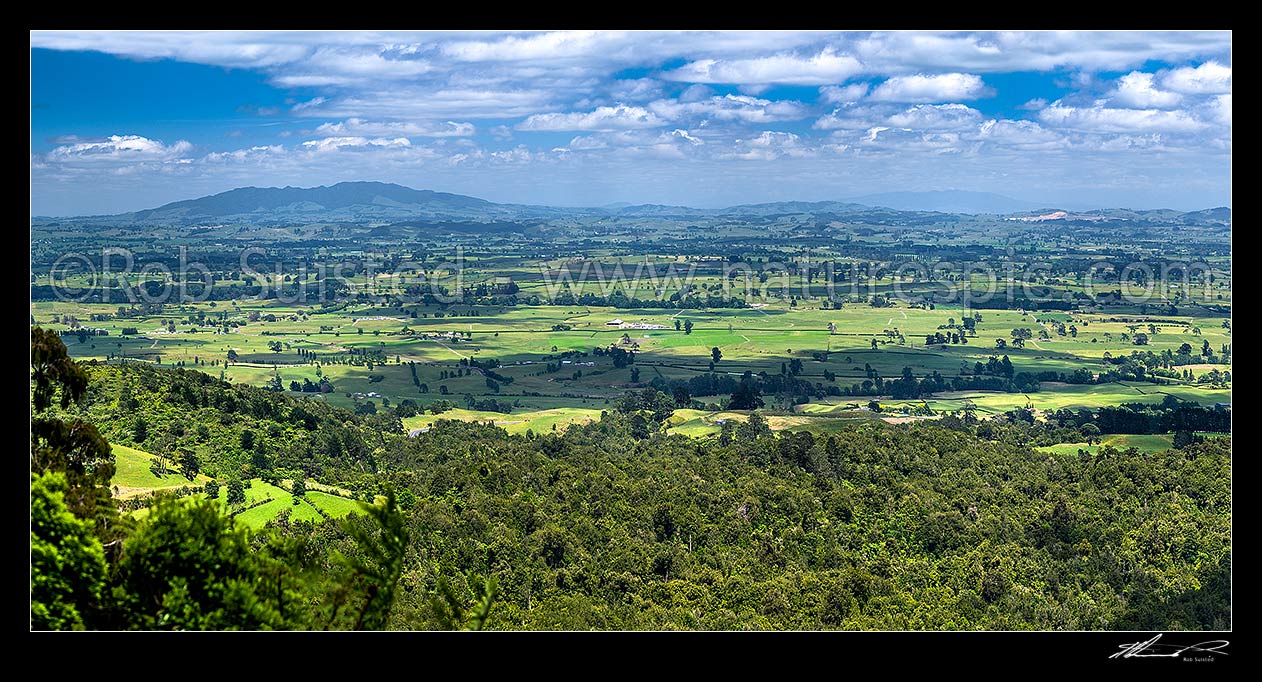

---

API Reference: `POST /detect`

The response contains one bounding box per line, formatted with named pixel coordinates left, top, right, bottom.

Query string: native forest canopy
left=31, top=183, right=1230, bottom=630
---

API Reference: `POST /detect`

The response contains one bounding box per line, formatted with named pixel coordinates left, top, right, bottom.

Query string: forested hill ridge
left=134, top=183, right=497, bottom=220
left=37, top=357, right=1231, bottom=630
left=30, top=181, right=1231, bottom=227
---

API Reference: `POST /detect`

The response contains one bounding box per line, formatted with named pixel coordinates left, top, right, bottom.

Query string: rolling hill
left=121, top=181, right=519, bottom=223
left=845, top=190, right=1050, bottom=214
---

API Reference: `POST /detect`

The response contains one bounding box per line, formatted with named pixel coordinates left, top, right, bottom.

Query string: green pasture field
left=306, top=491, right=366, bottom=518
left=124, top=477, right=363, bottom=528
left=403, top=406, right=606, bottom=435
left=879, top=381, right=1230, bottom=416
left=34, top=271, right=1231, bottom=437
left=235, top=495, right=325, bottom=527
left=109, top=443, right=210, bottom=497
left=1037, top=432, right=1231, bottom=455
left=665, top=408, right=880, bottom=437
left=200, top=479, right=363, bottom=529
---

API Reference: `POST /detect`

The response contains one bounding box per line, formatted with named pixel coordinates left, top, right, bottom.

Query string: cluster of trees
left=482, top=368, right=515, bottom=386
left=924, top=316, right=979, bottom=345
left=593, top=344, right=637, bottom=368
left=1097, top=348, right=1231, bottom=385
left=77, top=363, right=410, bottom=485
left=33, top=329, right=492, bottom=630
left=547, top=289, right=747, bottom=310
left=462, top=394, right=516, bottom=414
left=841, top=357, right=1039, bottom=399
left=388, top=406, right=1229, bottom=629
left=647, top=370, right=829, bottom=405
left=971, top=356, right=1015, bottom=379
left=975, top=296, right=1080, bottom=311
left=406, top=361, right=429, bottom=393
left=639, top=358, right=1044, bottom=404
left=1044, top=396, right=1231, bottom=435
left=870, top=359, right=1038, bottom=399
left=288, top=377, right=334, bottom=393
left=299, top=347, right=390, bottom=369
left=925, top=331, right=969, bottom=346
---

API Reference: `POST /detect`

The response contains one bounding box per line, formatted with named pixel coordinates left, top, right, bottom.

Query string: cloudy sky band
left=30, top=30, right=1231, bottom=214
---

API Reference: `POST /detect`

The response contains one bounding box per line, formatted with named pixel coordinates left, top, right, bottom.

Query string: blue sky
left=30, top=31, right=1231, bottom=215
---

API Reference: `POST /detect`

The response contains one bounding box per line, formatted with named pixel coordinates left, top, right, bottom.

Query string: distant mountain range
left=844, top=190, right=1051, bottom=214
left=117, top=182, right=530, bottom=223
left=31, top=182, right=1230, bottom=227
left=137, top=182, right=493, bottom=219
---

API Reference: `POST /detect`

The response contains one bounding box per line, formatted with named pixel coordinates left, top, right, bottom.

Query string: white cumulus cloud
left=1109, top=72, right=1182, bottom=109
left=203, top=145, right=286, bottom=163
left=663, top=49, right=863, bottom=86
left=489, top=145, right=536, bottom=163
left=47, top=134, right=193, bottom=161
left=726, top=131, right=811, bottom=160
left=518, top=104, right=664, bottom=131
left=852, top=31, right=1227, bottom=74
left=975, top=120, right=1065, bottom=149
left=1210, top=94, right=1231, bottom=126
left=1161, top=61, right=1231, bottom=94
left=813, top=104, right=897, bottom=131
left=314, top=118, right=475, bottom=137
left=648, top=94, right=807, bottom=124
left=268, top=47, right=432, bottom=87
left=608, top=78, right=664, bottom=102
left=670, top=129, right=704, bottom=145
left=305, top=88, right=555, bottom=120
left=441, top=30, right=615, bottom=62
left=678, top=84, right=715, bottom=102
left=566, top=136, right=608, bottom=150
left=869, top=73, right=992, bottom=103
left=299, top=136, right=412, bottom=152
left=820, top=83, right=870, bottom=104
left=1038, top=102, right=1208, bottom=134
left=887, top=104, right=984, bottom=131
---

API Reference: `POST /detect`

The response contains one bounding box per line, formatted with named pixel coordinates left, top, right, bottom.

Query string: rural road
left=429, top=339, right=468, bottom=359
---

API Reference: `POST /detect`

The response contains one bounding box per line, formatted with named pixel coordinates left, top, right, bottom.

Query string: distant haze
left=845, top=191, right=1053, bottom=214
left=30, top=182, right=1230, bottom=224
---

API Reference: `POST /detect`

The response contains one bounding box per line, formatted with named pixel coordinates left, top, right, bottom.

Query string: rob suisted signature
left=1111, top=634, right=1229, bottom=660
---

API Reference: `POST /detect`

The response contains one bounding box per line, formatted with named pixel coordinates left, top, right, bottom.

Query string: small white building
left=606, top=318, right=624, bottom=325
